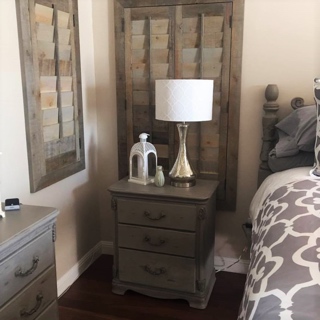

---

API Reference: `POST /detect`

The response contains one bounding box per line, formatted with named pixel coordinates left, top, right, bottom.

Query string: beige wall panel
left=59, top=135, right=76, bottom=153
left=183, top=48, right=200, bottom=63
left=133, top=91, right=149, bottom=105
left=203, top=62, right=222, bottom=78
left=151, top=35, right=169, bottom=49
left=40, top=76, right=57, bottom=92
left=132, top=35, right=147, bottom=49
left=35, top=3, right=53, bottom=25
left=60, top=76, right=72, bottom=91
left=132, top=63, right=149, bottom=78
left=203, top=48, right=222, bottom=63
left=58, top=28, right=71, bottom=45
left=132, top=20, right=147, bottom=35
left=43, top=123, right=59, bottom=142
left=204, top=33, right=223, bottom=48
left=39, top=59, right=56, bottom=76
left=57, top=10, right=69, bottom=28
left=62, top=121, right=74, bottom=137
left=62, top=106, right=74, bottom=122
left=133, top=78, right=149, bottom=90
left=200, top=159, right=219, bottom=173
left=61, top=91, right=73, bottom=107
left=154, top=144, right=169, bottom=158
left=59, top=44, right=71, bottom=61
left=37, top=41, right=55, bottom=60
left=152, top=63, right=169, bottom=79
left=41, top=92, right=57, bottom=109
left=151, top=19, right=169, bottom=34
left=182, top=17, right=200, bottom=33
left=200, top=134, right=220, bottom=148
left=182, top=63, right=199, bottom=78
left=204, top=16, right=224, bottom=32
left=42, top=107, right=58, bottom=126
left=183, top=33, right=200, bottom=48
left=36, top=22, right=54, bottom=42
left=59, top=61, right=72, bottom=76
left=44, top=140, right=60, bottom=159
left=151, top=49, right=169, bottom=63
left=132, top=49, right=148, bottom=63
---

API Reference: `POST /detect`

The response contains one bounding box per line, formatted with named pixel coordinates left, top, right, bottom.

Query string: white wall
left=1, top=0, right=319, bottom=283
left=91, top=0, right=118, bottom=243
left=215, top=0, right=320, bottom=260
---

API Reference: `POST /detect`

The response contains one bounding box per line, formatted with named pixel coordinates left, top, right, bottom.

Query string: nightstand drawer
left=0, top=230, right=54, bottom=307
left=118, top=225, right=195, bottom=257
left=0, top=266, right=57, bottom=319
left=119, top=249, right=195, bottom=293
left=117, top=199, right=196, bottom=231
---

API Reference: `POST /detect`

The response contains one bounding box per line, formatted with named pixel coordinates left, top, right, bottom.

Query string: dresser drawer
left=117, top=199, right=196, bottom=231
left=36, top=301, right=59, bottom=320
left=0, top=266, right=57, bottom=319
left=119, top=249, right=195, bottom=293
left=118, top=224, right=195, bottom=257
left=0, top=230, right=54, bottom=307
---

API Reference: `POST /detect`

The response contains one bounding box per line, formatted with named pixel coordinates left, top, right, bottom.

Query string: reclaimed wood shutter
left=115, top=0, right=243, bottom=210
left=16, top=0, right=85, bottom=192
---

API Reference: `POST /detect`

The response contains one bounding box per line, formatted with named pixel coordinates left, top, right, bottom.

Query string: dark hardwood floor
left=58, top=255, right=246, bottom=320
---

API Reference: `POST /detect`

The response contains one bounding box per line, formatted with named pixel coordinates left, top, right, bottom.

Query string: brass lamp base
left=170, top=177, right=196, bottom=188
left=169, top=123, right=196, bottom=188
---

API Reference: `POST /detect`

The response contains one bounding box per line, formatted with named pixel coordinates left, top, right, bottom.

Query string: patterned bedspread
left=238, top=178, right=320, bottom=320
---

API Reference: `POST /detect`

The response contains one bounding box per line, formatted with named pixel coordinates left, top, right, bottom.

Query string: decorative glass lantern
left=129, top=133, right=157, bottom=185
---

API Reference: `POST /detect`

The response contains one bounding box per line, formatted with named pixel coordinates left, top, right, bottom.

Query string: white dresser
left=0, top=204, right=59, bottom=319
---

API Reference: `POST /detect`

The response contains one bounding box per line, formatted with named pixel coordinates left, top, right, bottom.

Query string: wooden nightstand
left=109, top=178, right=218, bottom=309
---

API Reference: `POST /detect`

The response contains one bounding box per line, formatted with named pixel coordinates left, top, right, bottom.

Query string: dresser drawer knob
left=20, top=293, right=43, bottom=317
left=144, top=264, right=167, bottom=276
left=144, top=235, right=166, bottom=246
left=144, top=211, right=166, bottom=220
left=15, top=256, right=39, bottom=277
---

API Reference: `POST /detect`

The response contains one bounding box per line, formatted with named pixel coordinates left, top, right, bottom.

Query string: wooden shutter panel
left=115, top=0, right=244, bottom=210
left=16, top=0, right=85, bottom=192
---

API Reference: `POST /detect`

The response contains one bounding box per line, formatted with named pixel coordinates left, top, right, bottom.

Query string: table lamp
left=155, top=79, right=214, bottom=187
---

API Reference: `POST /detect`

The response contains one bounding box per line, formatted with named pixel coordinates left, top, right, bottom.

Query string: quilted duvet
left=238, top=177, right=320, bottom=319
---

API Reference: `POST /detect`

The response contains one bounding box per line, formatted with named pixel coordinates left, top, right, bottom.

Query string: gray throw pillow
left=275, top=105, right=316, bottom=157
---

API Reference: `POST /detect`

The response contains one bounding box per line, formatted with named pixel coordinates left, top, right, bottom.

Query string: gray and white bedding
left=238, top=167, right=320, bottom=320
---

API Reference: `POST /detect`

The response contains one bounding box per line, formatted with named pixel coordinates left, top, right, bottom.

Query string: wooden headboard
left=258, top=85, right=306, bottom=186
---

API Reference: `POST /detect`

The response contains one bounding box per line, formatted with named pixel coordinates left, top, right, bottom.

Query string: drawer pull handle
left=144, top=211, right=166, bottom=221
left=144, top=235, right=166, bottom=246
left=144, top=264, right=166, bottom=276
left=15, top=256, right=39, bottom=277
left=20, top=293, right=43, bottom=317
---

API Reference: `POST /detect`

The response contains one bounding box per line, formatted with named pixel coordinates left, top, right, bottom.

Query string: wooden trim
left=219, top=0, right=244, bottom=210
left=117, top=0, right=234, bottom=8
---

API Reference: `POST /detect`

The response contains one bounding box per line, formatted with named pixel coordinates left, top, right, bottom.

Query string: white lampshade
left=155, top=79, right=214, bottom=122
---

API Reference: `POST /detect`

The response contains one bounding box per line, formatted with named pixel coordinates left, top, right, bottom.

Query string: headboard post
left=258, top=84, right=279, bottom=186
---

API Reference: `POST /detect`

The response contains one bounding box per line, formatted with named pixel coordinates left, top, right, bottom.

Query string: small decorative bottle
left=154, top=166, right=165, bottom=187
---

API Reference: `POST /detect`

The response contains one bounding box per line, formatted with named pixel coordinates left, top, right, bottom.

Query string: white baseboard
left=57, top=241, right=248, bottom=297
left=101, top=240, right=113, bottom=255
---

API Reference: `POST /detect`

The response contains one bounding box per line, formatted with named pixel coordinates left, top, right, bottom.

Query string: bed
left=238, top=79, right=320, bottom=320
